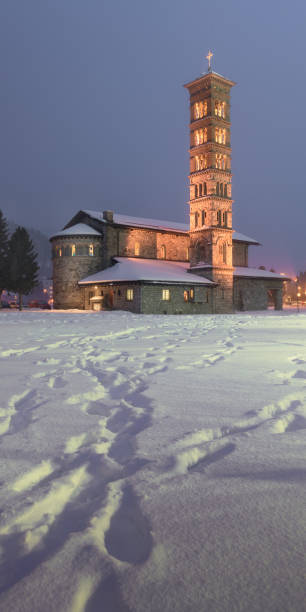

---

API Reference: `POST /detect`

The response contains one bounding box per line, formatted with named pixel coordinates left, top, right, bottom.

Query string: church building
left=51, top=58, right=286, bottom=314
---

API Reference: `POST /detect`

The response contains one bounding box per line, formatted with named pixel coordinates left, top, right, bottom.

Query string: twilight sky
left=0, top=0, right=305, bottom=275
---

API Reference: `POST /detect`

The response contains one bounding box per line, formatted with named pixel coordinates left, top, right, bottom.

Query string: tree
left=7, top=227, right=39, bottom=310
left=0, top=209, right=9, bottom=305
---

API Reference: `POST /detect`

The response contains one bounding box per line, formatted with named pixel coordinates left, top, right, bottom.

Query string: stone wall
left=141, top=284, right=212, bottom=314
left=234, top=277, right=283, bottom=311
left=116, top=227, right=189, bottom=261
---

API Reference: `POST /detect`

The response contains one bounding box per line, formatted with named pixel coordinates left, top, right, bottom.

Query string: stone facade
left=234, top=277, right=283, bottom=311
left=52, top=236, right=103, bottom=309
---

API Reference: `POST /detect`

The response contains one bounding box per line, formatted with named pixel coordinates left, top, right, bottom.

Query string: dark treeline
left=0, top=209, right=39, bottom=310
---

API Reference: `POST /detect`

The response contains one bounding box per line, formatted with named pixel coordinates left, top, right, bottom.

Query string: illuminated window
left=161, top=245, right=166, bottom=259
left=126, top=289, right=134, bottom=301
left=162, top=289, right=170, bottom=301
left=216, top=154, right=226, bottom=170
left=214, top=101, right=225, bottom=118
left=56, top=247, right=62, bottom=257
left=134, top=242, right=140, bottom=256
left=186, top=247, right=189, bottom=260
left=215, top=128, right=226, bottom=144
left=194, top=101, right=207, bottom=119
left=71, top=244, right=76, bottom=256
left=89, top=244, right=94, bottom=256
left=194, top=128, right=207, bottom=145
left=195, top=155, right=207, bottom=171
left=184, top=288, right=195, bottom=302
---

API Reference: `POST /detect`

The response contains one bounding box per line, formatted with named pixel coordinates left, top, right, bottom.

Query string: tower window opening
left=194, top=212, right=199, bottom=228
left=220, top=183, right=224, bottom=196
left=217, top=211, right=222, bottom=226
left=199, top=183, right=202, bottom=197
left=203, top=182, right=207, bottom=195
left=89, top=244, right=94, bottom=256
left=215, top=128, right=226, bottom=144
left=215, top=101, right=225, bottom=118
left=194, top=100, right=208, bottom=120
left=222, top=212, right=226, bottom=224
left=201, top=210, right=206, bottom=226
left=216, top=154, right=226, bottom=170
left=195, top=155, right=207, bottom=171
left=224, top=184, right=228, bottom=197
left=194, top=184, right=198, bottom=198
left=194, top=128, right=207, bottom=146
left=216, top=182, right=219, bottom=195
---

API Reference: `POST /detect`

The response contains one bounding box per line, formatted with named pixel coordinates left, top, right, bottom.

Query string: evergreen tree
left=0, top=209, right=9, bottom=305
left=7, top=227, right=39, bottom=310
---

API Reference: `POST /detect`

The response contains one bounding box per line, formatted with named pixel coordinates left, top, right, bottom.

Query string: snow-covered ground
left=0, top=310, right=305, bottom=612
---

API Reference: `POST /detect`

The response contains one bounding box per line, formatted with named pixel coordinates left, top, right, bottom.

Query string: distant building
left=51, top=65, right=286, bottom=313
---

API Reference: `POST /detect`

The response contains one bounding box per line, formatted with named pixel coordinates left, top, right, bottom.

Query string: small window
left=117, top=289, right=121, bottom=297
left=199, top=183, right=202, bottom=197
left=162, top=289, right=170, bottom=301
left=134, top=242, right=140, bottom=256
left=71, top=244, right=76, bottom=256
left=201, top=210, right=206, bottom=225
left=161, top=245, right=166, bottom=259
left=194, top=212, right=199, bottom=228
left=89, top=244, right=94, bottom=256
left=64, top=245, right=71, bottom=256
left=222, top=212, right=226, bottom=224
left=184, top=290, right=188, bottom=302
left=189, top=288, right=195, bottom=301
left=56, top=247, right=62, bottom=257
left=194, top=184, right=198, bottom=198
left=217, top=211, right=221, bottom=225
left=186, top=247, right=189, bottom=260
left=203, top=182, right=207, bottom=195
left=224, top=184, right=228, bottom=197
left=126, top=289, right=134, bottom=301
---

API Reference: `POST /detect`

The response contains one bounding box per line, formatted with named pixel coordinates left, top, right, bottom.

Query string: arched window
left=220, top=183, right=224, bottom=196
left=203, top=182, right=207, bottom=195
left=161, top=245, right=166, bottom=259
left=216, top=182, right=219, bottom=195
left=194, top=212, right=199, bottom=228
left=223, top=243, right=227, bottom=264
left=71, top=244, right=76, bottom=256
left=217, top=211, right=221, bottom=226
left=201, top=210, right=206, bottom=226
left=224, top=184, right=228, bottom=197
left=199, top=183, right=202, bottom=197
left=194, top=184, right=198, bottom=198
left=134, top=242, right=140, bottom=256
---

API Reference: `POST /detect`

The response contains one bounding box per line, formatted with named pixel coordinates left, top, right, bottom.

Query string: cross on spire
left=206, top=50, right=213, bottom=72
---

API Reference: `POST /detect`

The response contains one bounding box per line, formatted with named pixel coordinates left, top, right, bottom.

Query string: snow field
left=0, top=310, right=305, bottom=611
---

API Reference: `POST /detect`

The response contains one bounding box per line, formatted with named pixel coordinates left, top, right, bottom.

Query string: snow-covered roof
left=232, top=231, right=260, bottom=245
left=79, top=257, right=214, bottom=286
left=234, top=267, right=290, bottom=280
left=51, top=223, right=101, bottom=239
left=83, top=210, right=189, bottom=233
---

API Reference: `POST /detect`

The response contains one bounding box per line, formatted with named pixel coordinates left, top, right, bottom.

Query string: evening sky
left=0, top=0, right=305, bottom=275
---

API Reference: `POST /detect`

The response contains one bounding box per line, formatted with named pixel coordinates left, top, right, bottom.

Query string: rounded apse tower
left=50, top=223, right=103, bottom=309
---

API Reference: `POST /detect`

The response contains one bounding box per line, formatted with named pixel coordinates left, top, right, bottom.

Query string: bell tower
left=184, top=54, right=236, bottom=313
